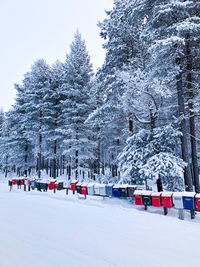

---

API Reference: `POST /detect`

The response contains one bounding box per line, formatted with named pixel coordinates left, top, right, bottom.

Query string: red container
left=161, top=192, right=173, bottom=208
left=196, top=194, right=200, bottom=211
left=71, top=180, right=78, bottom=191
left=81, top=185, right=88, bottom=195
left=20, top=179, right=24, bottom=185
left=55, top=183, right=60, bottom=190
left=48, top=181, right=56, bottom=190
left=134, top=190, right=143, bottom=205
left=12, top=179, right=17, bottom=185
left=151, top=192, right=162, bottom=207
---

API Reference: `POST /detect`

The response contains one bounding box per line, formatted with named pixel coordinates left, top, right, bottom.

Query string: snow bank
left=1, top=183, right=200, bottom=267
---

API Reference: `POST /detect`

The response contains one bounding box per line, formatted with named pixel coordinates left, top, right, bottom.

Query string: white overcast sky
left=0, top=0, right=114, bottom=111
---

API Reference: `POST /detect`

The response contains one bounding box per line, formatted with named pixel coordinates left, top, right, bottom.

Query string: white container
left=63, top=180, right=70, bottom=189
left=94, top=184, right=101, bottom=195
left=87, top=183, right=95, bottom=195
left=99, top=184, right=107, bottom=196
left=173, top=192, right=184, bottom=209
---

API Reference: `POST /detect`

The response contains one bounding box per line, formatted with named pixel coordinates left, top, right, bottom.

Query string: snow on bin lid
left=119, top=184, right=128, bottom=188
left=87, top=183, right=95, bottom=187
left=127, top=185, right=137, bottom=188
left=99, top=184, right=106, bottom=188
left=113, top=184, right=120, bottom=189
left=107, top=183, right=114, bottom=187
left=134, top=190, right=143, bottom=195
left=40, top=180, right=47, bottom=183
left=141, top=190, right=152, bottom=196
left=50, top=179, right=57, bottom=183
left=77, top=182, right=82, bottom=186
left=151, top=192, right=162, bottom=197
left=195, top=193, right=200, bottom=198
left=161, top=192, right=173, bottom=197
left=71, top=180, right=78, bottom=183
left=81, top=183, right=88, bottom=187
left=182, top=191, right=196, bottom=197
left=173, top=192, right=183, bottom=198
left=94, top=183, right=101, bottom=188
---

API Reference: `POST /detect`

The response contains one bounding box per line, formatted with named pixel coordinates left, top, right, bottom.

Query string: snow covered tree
left=118, top=123, right=184, bottom=191
left=22, top=59, right=52, bottom=177
left=60, top=30, right=93, bottom=180
left=141, top=152, right=185, bottom=191
left=144, top=0, right=200, bottom=192
left=42, top=61, right=65, bottom=178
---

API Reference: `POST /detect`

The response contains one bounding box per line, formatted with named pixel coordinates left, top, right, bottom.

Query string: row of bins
left=9, top=178, right=69, bottom=192
left=134, top=190, right=199, bottom=211
left=71, top=181, right=137, bottom=198
left=10, top=178, right=199, bottom=212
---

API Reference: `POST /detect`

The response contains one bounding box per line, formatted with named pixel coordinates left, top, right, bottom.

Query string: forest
left=0, top=0, right=200, bottom=192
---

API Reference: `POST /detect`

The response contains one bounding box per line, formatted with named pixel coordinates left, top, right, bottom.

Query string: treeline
left=0, top=0, right=200, bottom=192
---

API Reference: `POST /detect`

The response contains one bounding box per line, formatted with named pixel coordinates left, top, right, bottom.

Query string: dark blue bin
left=113, top=185, right=120, bottom=198
left=183, top=192, right=196, bottom=210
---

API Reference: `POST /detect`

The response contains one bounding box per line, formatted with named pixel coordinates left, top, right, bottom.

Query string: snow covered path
left=1, top=183, right=200, bottom=267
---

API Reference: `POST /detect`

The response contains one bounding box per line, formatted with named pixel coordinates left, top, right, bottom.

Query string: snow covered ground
left=1, top=181, right=200, bottom=267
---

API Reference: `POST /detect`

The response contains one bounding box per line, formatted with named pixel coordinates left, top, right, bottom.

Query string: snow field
left=1, top=182, right=200, bottom=267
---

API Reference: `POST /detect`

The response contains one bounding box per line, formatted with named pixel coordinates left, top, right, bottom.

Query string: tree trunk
left=176, top=71, right=193, bottom=191
left=129, top=113, right=133, bottom=133
left=185, top=33, right=200, bottom=193
left=24, top=140, right=28, bottom=177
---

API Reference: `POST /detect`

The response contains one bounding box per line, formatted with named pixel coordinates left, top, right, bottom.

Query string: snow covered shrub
left=118, top=124, right=185, bottom=191
left=140, top=152, right=185, bottom=191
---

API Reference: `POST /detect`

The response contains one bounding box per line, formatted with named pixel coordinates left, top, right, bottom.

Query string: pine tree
left=60, top=30, right=93, bottom=180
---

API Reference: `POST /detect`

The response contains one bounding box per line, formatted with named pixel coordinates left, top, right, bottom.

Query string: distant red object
left=71, top=181, right=78, bottom=191
left=134, top=194, right=143, bottom=205
left=20, top=179, right=24, bottom=185
left=161, top=193, right=173, bottom=208
left=152, top=193, right=162, bottom=207
left=196, top=195, right=200, bottom=211
left=12, top=179, right=17, bottom=185
left=81, top=185, right=88, bottom=195
left=48, top=181, right=56, bottom=190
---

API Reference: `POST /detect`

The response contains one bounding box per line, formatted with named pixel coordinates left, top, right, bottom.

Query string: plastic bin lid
left=161, top=192, right=173, bottom=197
left=173, top=192, right=183, bottom=197
left=71, top=180, right=78, bottom=183
left=182, top=191, right=196, bottom=197
left=134, top=190, right=143, bottom=195
left=127, top=185, right=137, bottom=188
left=99, top=184, right=106, bottom=188
left=119, top=184, right=128, bottom=188
left=94, top=183, right=101, bottom=187
left=151, top=192, right=162, bottom=196
left=141, top=190, right=152, bottom=196
left=50, top=179, right=57, bottom=183
left=87, top=183, right=95, bottom=187
left=40, top=179, right=48, bottom=183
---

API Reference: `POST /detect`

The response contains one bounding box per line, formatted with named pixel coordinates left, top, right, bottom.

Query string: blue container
left=106, top=184, right=113, bottom=197
left=183, top=195, right=195, bottom=210
left=113, top=186, right=120, bottom=198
